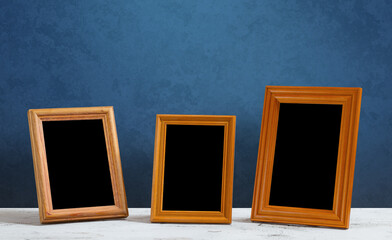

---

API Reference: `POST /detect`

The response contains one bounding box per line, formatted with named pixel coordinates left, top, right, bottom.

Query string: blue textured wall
left=1, top=0, right=391, bottom=207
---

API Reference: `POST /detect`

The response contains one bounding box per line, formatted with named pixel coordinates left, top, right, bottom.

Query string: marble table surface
left=0, top=208, right=391, bottom=240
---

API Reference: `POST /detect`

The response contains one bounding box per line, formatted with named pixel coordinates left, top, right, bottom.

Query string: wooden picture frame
left=28, top=106, right=128, bottom=223
left=150, top=115, right=236, bottom=224
left=251, top=86, right=362, bottom=228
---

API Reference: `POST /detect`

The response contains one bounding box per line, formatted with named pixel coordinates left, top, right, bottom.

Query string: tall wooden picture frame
left=28, top=106, right=128, bottom=223
left=251, top=86, right=362, bottom=228
left=150, top=115, right=236, bottom=224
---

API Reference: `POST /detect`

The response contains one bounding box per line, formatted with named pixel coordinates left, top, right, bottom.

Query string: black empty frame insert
left=269, top=103, right=342, bottom=210
left=162, top=125, right=225, bottom=211
left=42, top=119, right=115, bottom=209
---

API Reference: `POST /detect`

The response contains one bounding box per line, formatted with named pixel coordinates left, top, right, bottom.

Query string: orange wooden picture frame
left=251, top=86, right=362, bottom=229
left=150, top=115, right=236, bottom=224
left=28, top=106, right=128, bottom=223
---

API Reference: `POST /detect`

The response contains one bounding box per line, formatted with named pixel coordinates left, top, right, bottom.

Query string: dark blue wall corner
left=1, top=0, right=391, bottom=207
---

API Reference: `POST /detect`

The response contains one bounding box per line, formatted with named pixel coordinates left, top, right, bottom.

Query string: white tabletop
left=0, top=208, right=391, bottom=240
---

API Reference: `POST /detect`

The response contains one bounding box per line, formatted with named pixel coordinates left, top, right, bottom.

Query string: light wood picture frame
left=251, top=86, right=362, bottom=228
left=28, top=106, right=128, bottom=223
left=150, top=115, right=236, bottom=224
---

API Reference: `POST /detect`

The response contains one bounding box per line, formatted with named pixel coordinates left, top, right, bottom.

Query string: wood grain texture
left=28, top=106, right=128, bottom=223
left=251, top=86, right=362, bottom=229
left=150, top=115, right=236, bottom=224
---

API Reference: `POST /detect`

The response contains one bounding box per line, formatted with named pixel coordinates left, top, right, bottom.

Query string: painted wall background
left=1, top=0, right=391, bottom=207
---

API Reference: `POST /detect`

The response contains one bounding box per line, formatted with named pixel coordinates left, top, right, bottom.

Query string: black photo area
left=162, top=125, right=225, bottom=211
left=269, top=103, right=342, bottom=210
left=42, top=120, right=115, bottom=209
